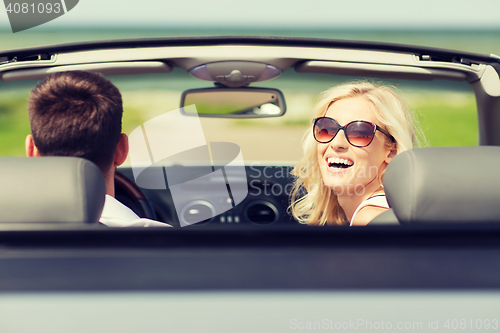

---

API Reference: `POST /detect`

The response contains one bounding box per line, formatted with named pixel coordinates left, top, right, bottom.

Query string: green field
left=0, top=86, right=477, bottom=159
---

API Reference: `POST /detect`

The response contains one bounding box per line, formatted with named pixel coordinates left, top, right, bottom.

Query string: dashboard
left=116, top=165, right=298, bottom=227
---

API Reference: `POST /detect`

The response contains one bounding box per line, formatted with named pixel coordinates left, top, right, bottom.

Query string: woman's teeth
left=327, top=157, right=354, bottom=168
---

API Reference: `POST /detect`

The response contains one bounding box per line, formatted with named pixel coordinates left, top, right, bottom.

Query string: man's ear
left=113, top=133, right=129, bottom=167
left=25, top=134, right=40, bottom=157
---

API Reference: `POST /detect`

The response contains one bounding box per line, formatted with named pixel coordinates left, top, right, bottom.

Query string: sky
left=1, top=0, right=500, bottom=30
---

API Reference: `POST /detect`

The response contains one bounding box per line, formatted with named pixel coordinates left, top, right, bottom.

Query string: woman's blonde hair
left=289, top=81, right=420, bottom=226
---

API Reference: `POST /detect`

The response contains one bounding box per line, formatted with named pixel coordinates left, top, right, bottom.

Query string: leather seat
left=0, top=157, right=105, bottom=223
left=374, top=147, right=500, bottom=224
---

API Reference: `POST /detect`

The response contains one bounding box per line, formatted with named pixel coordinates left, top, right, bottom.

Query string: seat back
left=383, top=147, right=500, bottom=224
left=0, top=157, right=105, bottom=223
left=369, top=208, right=399, bottom=225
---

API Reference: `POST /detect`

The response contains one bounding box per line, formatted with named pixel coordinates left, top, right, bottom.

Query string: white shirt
left=100, top=195, right=171, bottom=227
left=349, top=194, right=389, bottom=226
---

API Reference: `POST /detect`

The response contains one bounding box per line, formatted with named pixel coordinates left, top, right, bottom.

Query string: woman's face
left=316, top=95, right=394, bottom=197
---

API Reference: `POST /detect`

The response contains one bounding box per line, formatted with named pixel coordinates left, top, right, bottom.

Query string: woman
left=289, top=82, right=420, bottom=226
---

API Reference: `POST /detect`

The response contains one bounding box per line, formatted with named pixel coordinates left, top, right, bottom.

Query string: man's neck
left=104, top=167, right=115, bottom=197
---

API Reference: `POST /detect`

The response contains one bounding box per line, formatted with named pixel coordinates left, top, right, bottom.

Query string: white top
left=349, top=194, right=389, bottom=226
left=99, top=195, right=171, bottom=228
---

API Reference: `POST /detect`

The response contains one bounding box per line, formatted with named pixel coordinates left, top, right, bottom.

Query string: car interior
left=1, top=37, right=500, bottom=228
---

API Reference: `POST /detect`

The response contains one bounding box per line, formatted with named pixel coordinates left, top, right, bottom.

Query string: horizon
left=1, top=25, right=499, bottom=56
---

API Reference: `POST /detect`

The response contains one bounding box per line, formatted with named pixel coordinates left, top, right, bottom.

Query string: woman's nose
left=329, top=129, right=349, bottom=150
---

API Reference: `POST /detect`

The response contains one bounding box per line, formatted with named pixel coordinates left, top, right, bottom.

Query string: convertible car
left=0, top=37, right=500, bottom=332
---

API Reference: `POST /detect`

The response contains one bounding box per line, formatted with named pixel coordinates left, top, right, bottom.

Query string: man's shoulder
left=100, top=195, right=171, bottom=228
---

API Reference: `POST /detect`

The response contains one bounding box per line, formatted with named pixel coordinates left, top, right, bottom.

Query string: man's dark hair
left=28, top=71, right=123, bottom=172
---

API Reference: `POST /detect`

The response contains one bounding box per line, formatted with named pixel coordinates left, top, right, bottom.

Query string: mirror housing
left=180, top=87, right=286, bottom=118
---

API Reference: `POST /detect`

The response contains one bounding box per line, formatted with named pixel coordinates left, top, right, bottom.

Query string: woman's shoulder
left=363, top=194, right=389, bottom=207
left=350, top=193, right=389, bottom=226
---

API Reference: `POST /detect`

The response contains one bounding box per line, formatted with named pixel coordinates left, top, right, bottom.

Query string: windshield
left=0, top=69, right=477, bottom=164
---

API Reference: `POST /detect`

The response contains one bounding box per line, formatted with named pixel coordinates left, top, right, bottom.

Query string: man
left=26, top=70, right=168, bottom=227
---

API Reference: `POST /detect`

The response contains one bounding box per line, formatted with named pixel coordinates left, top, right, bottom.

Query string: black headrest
left=384, top=147, right=500, bottom=224
left=0, top=157, right=105, bottom=223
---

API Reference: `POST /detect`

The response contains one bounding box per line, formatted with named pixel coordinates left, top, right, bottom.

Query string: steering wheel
left=114, top=171, right=157, bottom=220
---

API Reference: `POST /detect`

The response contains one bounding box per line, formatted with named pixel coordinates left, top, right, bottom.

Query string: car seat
left=0, top=157, right=105, bottom=224
left=371, top=147, right=500, bottom=224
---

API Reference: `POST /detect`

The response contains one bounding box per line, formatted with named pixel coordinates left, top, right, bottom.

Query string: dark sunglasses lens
left=314, top=118, right=339, bottom=143
left=345, top=122, right=375, bottom=147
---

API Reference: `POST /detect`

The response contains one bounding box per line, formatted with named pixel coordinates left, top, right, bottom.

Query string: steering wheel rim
left=114, top=171, right=157, bottom=220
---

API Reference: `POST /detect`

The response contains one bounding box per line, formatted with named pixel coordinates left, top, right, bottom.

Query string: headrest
left=0, top=157, right=106, bottom=223
left=384, top=147, right=500, bottom=224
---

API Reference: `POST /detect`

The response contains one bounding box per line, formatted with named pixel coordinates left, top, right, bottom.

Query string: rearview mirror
left=180, top=87, right=286, bottom=118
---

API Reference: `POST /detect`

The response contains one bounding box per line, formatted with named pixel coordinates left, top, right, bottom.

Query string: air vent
left=180, top=200, right=215, bottom=226
left=244, top=201, right=279, bottom=225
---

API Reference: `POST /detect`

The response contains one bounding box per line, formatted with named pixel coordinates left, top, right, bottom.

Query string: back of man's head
left=28, top=71, right=123, bottom=173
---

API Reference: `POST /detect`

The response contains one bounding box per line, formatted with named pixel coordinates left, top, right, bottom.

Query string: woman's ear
left=25, top=134, right=40, bottom=157
left=385, top=146, right=397, bottom=164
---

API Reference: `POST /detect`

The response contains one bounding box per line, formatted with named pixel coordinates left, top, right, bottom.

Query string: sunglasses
left=313, top=117, right=395, bottom=147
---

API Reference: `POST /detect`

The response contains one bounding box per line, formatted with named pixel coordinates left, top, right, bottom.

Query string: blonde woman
left=290, top=82, right=420, bottom=226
